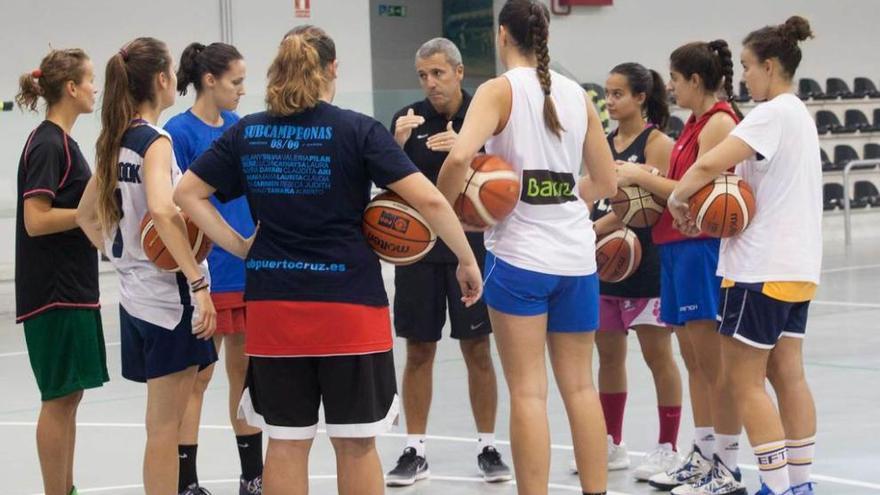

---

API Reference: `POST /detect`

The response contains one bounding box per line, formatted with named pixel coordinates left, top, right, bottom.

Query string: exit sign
left=378, top=4, right=406, bottom=17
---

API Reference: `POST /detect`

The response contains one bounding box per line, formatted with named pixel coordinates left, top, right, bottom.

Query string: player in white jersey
left=437, top=2, right=616, bottom=493
left=76, top=37, right=218, bottom=495
left=669, top=16, right=820, bottom=495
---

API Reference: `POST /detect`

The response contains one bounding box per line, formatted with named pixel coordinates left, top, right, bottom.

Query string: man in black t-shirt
left=384, top=38, right=511, bottom=486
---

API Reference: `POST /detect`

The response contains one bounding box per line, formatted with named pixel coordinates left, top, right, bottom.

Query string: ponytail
left=15, top=48, right=89, bottom=112
left=267, top=25, right=335, bottom=116
left=708, top=39, right=743, bottom=119
left=177, top=42, right=243, bottom=96
left=610, top=62, right=669, bottom=130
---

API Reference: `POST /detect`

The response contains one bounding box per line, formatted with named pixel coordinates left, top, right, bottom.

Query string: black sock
left=178, top=444, right=199, bottom=492
left=237, top=433, right=264, bottom=481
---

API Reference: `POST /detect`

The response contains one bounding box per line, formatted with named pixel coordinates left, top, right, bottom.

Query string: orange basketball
left=610, top=186, right=666, bottom=228
left=140, top=212, right=212, bottom=272
left=596, top=228, right=642, bottom=283
left=363, top=191, right=436, bottom=265
left=689, top=175, right=756, bottom=238
left=454, top=154, right=520, bottom=229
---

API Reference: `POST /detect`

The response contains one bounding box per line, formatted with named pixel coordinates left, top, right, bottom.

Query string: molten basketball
left=140, top=212, right=212, bottom=272
left=689, top=175, right=756, bottom=238
left=596, top=228, right=642, bottom=283
left=454, top=154, right=520, bottom=229
left=610, top=186, right=666, bottom=228
left=363, top=191, right=436, bottom=265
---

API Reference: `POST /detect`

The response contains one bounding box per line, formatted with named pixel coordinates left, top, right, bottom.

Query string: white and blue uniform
left=482, top=67, right=599, bottom=332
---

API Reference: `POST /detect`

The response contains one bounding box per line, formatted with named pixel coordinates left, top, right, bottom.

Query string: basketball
left=454, top=154, right=520, bottom=229
left=689, top=174, right=756, bottom=238
left=140, top=212, right=212, bottom=272
left=363, top=191, right=436, bottom=265
left=596, top=228, right=642, bottom=283
left=610, top=185, right=666, bottom=228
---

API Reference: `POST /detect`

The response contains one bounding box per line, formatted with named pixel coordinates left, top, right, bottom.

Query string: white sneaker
left=648, top=445, right=712, bottom=491
left=568, top=435, right=630, bottom=473
left=634, top=443, right=680, bottom=481
left=608, top=435, right=631, bottom=471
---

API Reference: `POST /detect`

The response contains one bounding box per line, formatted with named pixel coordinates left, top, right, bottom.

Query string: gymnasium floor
left=1, top=213, right=878, bottom=495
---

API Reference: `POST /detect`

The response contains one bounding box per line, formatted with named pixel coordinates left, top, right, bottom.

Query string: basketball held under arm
left=175, top=170, right=254, bottom=260
left=671, top=135, right=754, bottom=202
left=143, top=138, right=204, bottom=283
left=388, top=172, right=482, bottom=306
left=437, top=77, right=509, bottom=206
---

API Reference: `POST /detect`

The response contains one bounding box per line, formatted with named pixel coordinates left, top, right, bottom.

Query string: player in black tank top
left=583, top=64, right=686, bottom=481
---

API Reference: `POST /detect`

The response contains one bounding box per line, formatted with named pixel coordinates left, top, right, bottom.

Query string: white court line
left=4, top=421, right=880, bottom=491
left=821, top=263, right=880, bottom=274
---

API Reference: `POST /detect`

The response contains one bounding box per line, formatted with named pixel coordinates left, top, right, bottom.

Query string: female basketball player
left=15, top=48, right=106, bottom=495
left=165, top=41, right=263, bottom=495
left=615, top=41, right=746, bottom=495
left=436, top=1, right=617, bottom=493
left=669, top=16, right=819, bottom=495
left=76, top=37, right=218, bottom=495
left=588, top=62, right=683, bottom=481
left=173, top=25, right=481, bottom=495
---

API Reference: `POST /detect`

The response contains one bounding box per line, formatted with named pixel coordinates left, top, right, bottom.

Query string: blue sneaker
left=790, top=482, right=815, bottom=495
left=754, top=482, right=794, bottom=495
left=671, top=455, right=746, bottom=495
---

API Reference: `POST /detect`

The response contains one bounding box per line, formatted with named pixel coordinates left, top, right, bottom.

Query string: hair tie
left=31, top=69, right=42, bottom=79
left=119, top=47, right=129, bottom=61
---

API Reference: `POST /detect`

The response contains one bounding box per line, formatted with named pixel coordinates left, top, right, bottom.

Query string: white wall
left=0, top=0, right=373, bottom=213
left=493, top=0, right=880, bottom=89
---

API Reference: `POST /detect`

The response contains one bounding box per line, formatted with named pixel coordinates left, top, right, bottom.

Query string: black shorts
left=238, top=350, right=398, bottom=439
left=717, top=287, right=810, bottom=349
left=394, top=262, right=491, bottom=342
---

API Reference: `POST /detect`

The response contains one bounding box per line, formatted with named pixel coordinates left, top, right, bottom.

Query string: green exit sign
left=378, top=4, right=406, bottom=17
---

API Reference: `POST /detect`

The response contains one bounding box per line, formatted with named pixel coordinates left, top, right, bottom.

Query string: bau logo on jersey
left=521, top=169, right=577, bottom=205
left=378, top=211, right=410, bottom=234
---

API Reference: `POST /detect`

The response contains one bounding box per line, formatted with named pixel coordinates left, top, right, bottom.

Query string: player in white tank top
left=436, top=2, right=616, bottom=493
left=668, top=17, right=820, bottom=495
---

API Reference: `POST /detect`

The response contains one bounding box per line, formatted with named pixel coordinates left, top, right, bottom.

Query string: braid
left=709, top=39, right=743, bottom=119
left=528, top=2, right=564, bottom=137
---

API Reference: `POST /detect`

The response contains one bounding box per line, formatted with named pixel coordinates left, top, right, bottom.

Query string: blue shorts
left=120, top=305, right=218, bottom=383
left=659, top=239, right=722, bottom=326
left=718, top=286, right=810, bottom=349
left=483, top=252, right=599, bottom=332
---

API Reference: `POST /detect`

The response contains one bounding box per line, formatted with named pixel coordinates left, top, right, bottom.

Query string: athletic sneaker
left=179, top=484, right=213, bottom=495
left=754, top=482, right=794, bottom=495
left=634, top=443, right=681, bottom=481
left=385, top=447, right=430, bottom=487
left=477, top=446, right=513, bottom=482
left=790, top=482, right=815, bottom=495
left=569, top=435, right=630, bottom=473
left=670, top=455, right=747, bottom=495
left=239, top=475, right=262, bottom=495
left=648, top=445, right=712, bottom=490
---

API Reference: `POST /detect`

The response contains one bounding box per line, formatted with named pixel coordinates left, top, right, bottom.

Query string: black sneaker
left=385, top=447, right=430, bottom=487
left=477, top=446, right=513, bottom=483
left=239, top=475, right=262, bottom=495
left=179, top=484, right=212, bottom=495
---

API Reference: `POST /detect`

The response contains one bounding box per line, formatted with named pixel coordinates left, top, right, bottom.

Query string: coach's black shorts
left=394, top=262, right=492, bottom=342
left=238, top=350, right=398, bottom=439
left=717, top=286, right=810, bottom=349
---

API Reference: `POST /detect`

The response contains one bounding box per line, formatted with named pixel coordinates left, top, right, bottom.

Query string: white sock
left=754, top=440, right=790, bottom=494
left=477, top=433, right=495, bottom=454
left=406, top=434, right=426, bottom=457
left=716, top=434, right=740, bottom=469
left=786, top=437, right=815, bottom=486
left=694, top=427, right=716, bottom=459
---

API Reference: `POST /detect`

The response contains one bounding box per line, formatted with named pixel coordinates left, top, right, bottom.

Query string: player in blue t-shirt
left=164, top=42, right=263, bottom=495
left=174, top=25, right=482, bottom=495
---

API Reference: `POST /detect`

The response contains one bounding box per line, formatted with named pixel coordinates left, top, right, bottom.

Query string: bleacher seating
left=854, top=77, right=880, bottom=99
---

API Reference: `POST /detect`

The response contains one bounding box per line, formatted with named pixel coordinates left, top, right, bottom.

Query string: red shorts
left=212, top=292, right=247, bottom=335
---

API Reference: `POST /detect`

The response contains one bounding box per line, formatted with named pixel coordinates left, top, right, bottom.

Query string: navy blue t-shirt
left=188, top=102, right=420, bottom=306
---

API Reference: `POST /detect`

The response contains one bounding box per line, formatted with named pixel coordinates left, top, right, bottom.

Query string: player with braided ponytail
left=617, top=39, right=746, bottom=495
left=437, top=1, right=617, bottom=493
